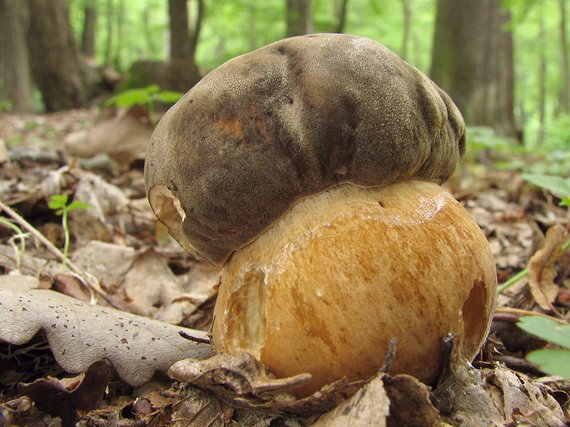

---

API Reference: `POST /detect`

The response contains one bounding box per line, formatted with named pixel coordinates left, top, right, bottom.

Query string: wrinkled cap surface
left=144, top=33, right=466, bottom=265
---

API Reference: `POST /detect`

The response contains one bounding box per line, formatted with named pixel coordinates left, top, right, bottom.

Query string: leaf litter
left=0, top=110, right=569, bottom=425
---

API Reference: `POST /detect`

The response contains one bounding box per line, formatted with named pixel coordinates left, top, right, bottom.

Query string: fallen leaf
left=71, top=240, right=136, bottom=291
left=169, top=353, right=364, bottom=417
left=64, top=106, right=152, bottom=166
left=122, top=248, right=187, bottom=321
left=312, top=374, right=390, bottom=427
left=433, top=364, right=566, bottom=426
left=18, top=360, right=113, bottom=427
left=528, top=224, right=568, bottom=310
left=383, top=374, right=441, bottom=426
left=0, top=277, right=212, bottom=386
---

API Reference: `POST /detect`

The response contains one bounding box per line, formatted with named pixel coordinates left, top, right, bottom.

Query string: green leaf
left=526, top=348, right=570, bottom=379
left=48, top=194, right=69, bottom=210
left=517, top=316, right=570, bottom=348
left=522, top=174, right=570, bottom=198
left=561, top=197, right=570, bottom=207
left=154, top=91, right=184, bottom=103
left=106, top=89, right=151, bottom=108
left=67, top=200, right=90, bottom=212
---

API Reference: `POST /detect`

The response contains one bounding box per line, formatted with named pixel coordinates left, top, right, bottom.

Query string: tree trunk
left=286, top=0, right=313, bottom=37
left=81, top=1, right=97, bottom=58
left=334, top=0, right=348, bottom=33
left=167, top=0, right=203, bottom=92
left=113, top=0, right=125, bottom=69
left=401, top=0, right=412, bottom=61
left=104, top=0, right=114, bottom=67
left=27, top=0, right=92, bottom=111
left=430, top=0, right=516, bottom=137
left=142, top=4, right=158, bottom=56
left=559, top=0, right=570, bottom=114
left=0, top=0, right=36, bottom=112
left=538, top=14, right=547, bottom=143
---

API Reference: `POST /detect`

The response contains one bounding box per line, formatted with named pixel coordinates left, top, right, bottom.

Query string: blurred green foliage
left=67, top=0, right=569, bottom=159
left=518, top=316, right=570, bottom=379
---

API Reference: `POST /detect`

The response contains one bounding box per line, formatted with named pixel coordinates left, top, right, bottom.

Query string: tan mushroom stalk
left=145, top=34, right=496, bottom=397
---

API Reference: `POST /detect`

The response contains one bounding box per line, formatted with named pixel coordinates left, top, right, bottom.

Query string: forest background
left=0, top=0, right=569, bottom=173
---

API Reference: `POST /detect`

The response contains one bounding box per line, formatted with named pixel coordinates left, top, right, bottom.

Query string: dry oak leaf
left=0, top=276, right=212, bottom=386
left=528, top=223, right=568, bottom=311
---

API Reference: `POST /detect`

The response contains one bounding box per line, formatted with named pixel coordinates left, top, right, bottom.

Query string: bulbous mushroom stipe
left=145, top=33, right=496, bottom=397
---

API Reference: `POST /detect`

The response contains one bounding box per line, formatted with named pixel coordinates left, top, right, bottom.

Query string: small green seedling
left=518, top=316, right=570, bottom=379
left=48, top=195, right=89, bottom=270
left=105, top=84, right=183, bottom=126
left=0, top=217, right=29, bottom=273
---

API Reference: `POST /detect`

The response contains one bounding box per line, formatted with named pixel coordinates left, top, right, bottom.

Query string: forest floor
left=0, top=109, right=569, bottom=426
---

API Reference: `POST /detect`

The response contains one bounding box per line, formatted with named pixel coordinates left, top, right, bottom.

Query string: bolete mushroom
left=145, top=34, right=496, bottom=397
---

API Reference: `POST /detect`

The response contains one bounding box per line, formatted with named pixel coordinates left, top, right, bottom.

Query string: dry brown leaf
left=169, top=353, right=364, bottom=417
left=312, top=374, right=390, bottom=427
left=122, top=248, right=189, bottom=322
left=0, top=276, right=212, bottom=386
left=18, top=360, right=113, bottom=427
left=528, top=223, right=568, bottom=310
left=383, top=374, right=441, bottom=426
left=64, top=106, right=152, bottom=166
left=433, top=364, right=566, bottom=426
left=71, top=240, right=136, bottom=291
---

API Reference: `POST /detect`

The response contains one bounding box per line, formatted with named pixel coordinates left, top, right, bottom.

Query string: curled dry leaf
left=528, top=223, right=568, bottom=311
left=169, top=353, right=364, bottom=417
left=0, top=277, right=212, bottom=386
left=433, top=364, right=566, bottom=426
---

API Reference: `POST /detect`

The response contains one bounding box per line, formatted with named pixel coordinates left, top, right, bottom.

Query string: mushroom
left=144, top=34, right=496, bottom=397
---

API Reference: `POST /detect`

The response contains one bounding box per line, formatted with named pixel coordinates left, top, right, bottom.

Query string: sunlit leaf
left=517, top=316, right=570, bottom=348
left=526, top=348, right=570, bottom=379
left=48, top=194, right=69, bottom=210
left=154, top=91, right=184, bottom=103
left=67, top=200, right=90, bottom=212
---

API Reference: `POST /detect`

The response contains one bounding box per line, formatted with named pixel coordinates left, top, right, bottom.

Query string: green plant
left=47, top=195, right=90, bottom=270
left=0, top=217, right=29, bottom=273
left=522, top=173, right=570, bottom=207
left=517, top=316, right=570, bottom=379
left=104, top=84, right=183, bottom=126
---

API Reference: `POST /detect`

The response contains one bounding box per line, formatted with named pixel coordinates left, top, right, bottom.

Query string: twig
left=494, top=307, right=568, bottom=324
left=0, top=199, right=115, bottom=307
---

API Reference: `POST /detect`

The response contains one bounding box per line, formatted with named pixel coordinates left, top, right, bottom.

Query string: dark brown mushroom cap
left=144, top=33, right=466, bottom=265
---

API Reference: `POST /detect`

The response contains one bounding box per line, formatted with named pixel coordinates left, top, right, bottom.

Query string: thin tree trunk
left=538, top=14, right=547, bottom=143
left=286, top=0, right=313, bottom=37
left=142, top=6, right=157, bottom=56
left=1, top=0, right=36, bottom=112
left=499, top=9, right=519, bottom=141
left=81, top=2, right=97, bottom=57
left=401, top=0, right=412, bottom=61
left=559, top=0, right=570, bottom=113
left=167, top=0, right=204, bottom=91
left=334, top=0, right=348, bottom=33
left=113, top=0, right=125, bottom=69
left=104, top=0, right=113, bottom=67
